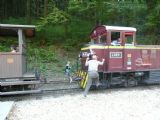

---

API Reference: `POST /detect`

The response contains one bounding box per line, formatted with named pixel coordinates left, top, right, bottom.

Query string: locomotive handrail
left=136, top=45, right=160, bottom=47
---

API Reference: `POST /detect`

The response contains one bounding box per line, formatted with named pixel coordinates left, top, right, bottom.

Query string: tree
left=26, top=0, right=31, bottom=24
left=37, top=6, right=70, bottom=30
left=144, top=0, right=160, bottom=44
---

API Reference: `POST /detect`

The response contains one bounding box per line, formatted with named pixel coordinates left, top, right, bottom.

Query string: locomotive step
left=0, top=80, right=40, bottom=86
left=0, top=89, right=41, bottom=96
left=142, top=79, right=160, bottom=84
left=23, top=73, right=36, bottom=77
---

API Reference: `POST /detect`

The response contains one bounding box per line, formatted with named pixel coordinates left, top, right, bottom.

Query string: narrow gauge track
left=40, top=82, right=82, bottom=94
left=0, top=80, right=82, bottom=101
left=40, top=80, right=81, bottom=92
left=34, top=70, right=160, bottom=95
left=1, top=70, right=160, bottom=101
left=1, top=84, right=160, bottom=102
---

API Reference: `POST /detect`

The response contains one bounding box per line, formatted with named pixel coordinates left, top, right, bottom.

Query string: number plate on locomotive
left=110, top=52, right=122, bottom=58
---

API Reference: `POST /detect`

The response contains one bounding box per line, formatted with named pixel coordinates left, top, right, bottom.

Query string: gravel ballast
left=8, top=86, right=160, bottom=120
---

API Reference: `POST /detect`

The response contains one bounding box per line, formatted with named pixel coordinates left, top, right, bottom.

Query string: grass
left=27, top=44, right=79, bottom=80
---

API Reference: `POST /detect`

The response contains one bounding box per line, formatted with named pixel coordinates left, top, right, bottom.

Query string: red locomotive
left=78, top=25, right=160, bottom=88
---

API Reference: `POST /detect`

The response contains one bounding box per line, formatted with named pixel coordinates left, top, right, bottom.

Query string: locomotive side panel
left=108, top=48, right=123, bottom=72
left=150, top=49, right=159, bottom=69
left=134, top=48, right=160, bottom=71
left=123, top=49, right=136, bottom=71
left=157, top=49, right=160, bottom=68
left=81, top=47, right=160, bottom=73
left=134, top=49, right=146, bottom=70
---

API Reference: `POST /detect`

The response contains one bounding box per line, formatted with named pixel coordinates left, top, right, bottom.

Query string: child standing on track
left=65, top=61, right=72, bottom=83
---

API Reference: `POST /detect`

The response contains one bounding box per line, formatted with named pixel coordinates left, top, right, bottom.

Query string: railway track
left=0, top=80, right=82, bottom=101
left=1, top=70, right=160, bottom=101
left=1, top=72, right=160, bottom=119
left=1, top=83, right=160, bottom=102
left=40, top=80, right=81, bottom=92
left=41, top=70, right=160, bottom=93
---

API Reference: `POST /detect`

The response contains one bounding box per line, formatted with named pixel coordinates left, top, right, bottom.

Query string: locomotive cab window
left=111, top=32, right=121, bottom=46
left=125, top=32, right=135, bottom=46
left=90, top=35, right=107, bottom=44
left=98, top=35, right=107, bottom=44
left=90, top=38, right=98, bottom=44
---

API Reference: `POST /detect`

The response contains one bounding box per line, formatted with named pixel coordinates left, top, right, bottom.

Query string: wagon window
left=0, top=37, right=18, bottom=52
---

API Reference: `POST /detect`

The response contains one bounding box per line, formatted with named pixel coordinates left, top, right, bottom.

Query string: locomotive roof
left=90, top=25, right=136, bottom=39
left=0, top=24, right=35, bottom=37
left=103, top=25, right=136, bottom=31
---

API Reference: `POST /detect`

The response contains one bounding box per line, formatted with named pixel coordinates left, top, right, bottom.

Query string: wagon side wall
left=0, top=53, right=24, bottom=78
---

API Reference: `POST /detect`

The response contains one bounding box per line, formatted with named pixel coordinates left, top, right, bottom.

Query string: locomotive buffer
left=0, top=24, right=41, bottom=95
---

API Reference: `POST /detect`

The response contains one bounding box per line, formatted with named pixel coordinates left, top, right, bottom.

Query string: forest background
left=0, top=0, right=160, bottom=79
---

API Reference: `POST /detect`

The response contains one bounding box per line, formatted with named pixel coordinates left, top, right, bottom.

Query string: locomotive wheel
left=123, top=76, right=138, bottom=87
left=127, top=77, right=138, bottom=87
left=107, top=79, right=111, bottom=88
left=124, top=80, right=128, bottom=87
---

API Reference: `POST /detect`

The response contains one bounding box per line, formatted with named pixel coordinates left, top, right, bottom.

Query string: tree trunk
left=36, top=0, right=40, bottom=17
left=44, top=0, right=48, bottom=17
left=26, top=0, right=31, bottom=24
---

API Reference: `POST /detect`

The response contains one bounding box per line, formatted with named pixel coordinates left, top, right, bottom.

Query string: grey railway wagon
left=0, top=53, right=26, bottom=78
left=0, top=24, right=41, bottom=95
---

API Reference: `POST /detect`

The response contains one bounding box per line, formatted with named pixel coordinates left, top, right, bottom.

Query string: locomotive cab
left=80, top=25, right=137, bottom=72
left=90, top=25, right=136, bottom=46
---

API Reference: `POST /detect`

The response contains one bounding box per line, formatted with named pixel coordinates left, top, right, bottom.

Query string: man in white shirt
left=84, top=54, right=105, bottom=97
left=111, top=38, right=121, bottom=46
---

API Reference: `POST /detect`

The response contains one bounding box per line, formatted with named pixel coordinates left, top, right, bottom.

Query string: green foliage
left=0, top=45, right=9, bottom=52
left=2, top=17, right=27, bottom=24
left=1, top=0, right=160, bottom=78
left=27, top=46, right=58, bottom=63
left=26, top=44, right=78, bottom=78
left=1, top=0, right=159, bottom=46
left=27, top=45, right=59, bottom=77
left=37, top=6, right=70, bottom=31
left=0, top=37, right=18, bottom=52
